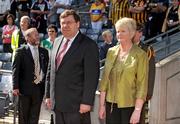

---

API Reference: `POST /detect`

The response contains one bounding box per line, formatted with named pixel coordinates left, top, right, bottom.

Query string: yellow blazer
left=99, top=44, right=149, bottom=108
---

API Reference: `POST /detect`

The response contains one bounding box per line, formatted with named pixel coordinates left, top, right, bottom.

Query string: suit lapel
left=25, top=45, right=34, bottom=63
left=110, top=45, right=119, bottom=68
left=52, top=36, right=64, bottom=63
left=111, top=45, right=119, bottom=65
left=39, top=47, right=44, bottom=70
left=59, top=33, right=83, bottom=67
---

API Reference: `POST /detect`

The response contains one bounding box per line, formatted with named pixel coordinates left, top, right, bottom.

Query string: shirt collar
left=64, top=31, right=79, bottom=43
left=27, top=43, right=38, bottom=51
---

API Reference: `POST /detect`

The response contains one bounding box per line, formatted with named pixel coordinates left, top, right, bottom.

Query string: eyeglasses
left=48, top=30, right=55, bottom=33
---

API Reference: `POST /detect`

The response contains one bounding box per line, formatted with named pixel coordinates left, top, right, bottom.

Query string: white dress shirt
left=0, top=0, right=10, bottom=14
left=55, top=0, right=72, bottom=14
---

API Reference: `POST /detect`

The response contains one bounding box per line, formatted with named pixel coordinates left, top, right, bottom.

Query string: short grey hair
left=20, top=16, right=31, bottom=25
left=115, top=17, right=137, bottom=39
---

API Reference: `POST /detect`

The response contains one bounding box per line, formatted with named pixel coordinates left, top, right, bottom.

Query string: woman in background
left=2, top=14, right=18, bottom=53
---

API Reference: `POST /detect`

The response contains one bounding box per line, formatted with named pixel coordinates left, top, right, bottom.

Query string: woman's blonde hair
left=115, top=17, right=137, bottom=39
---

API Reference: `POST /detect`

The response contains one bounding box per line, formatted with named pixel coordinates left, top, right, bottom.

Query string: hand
left=79, top=104, right=91, bottom=114
left=45, top=98, right=52, bottom=109
left=37, top=10, right=42, bottom=14
left=2, top=34, right=6, bottom=39
left=146, top=95, right=152, bottom=101
left=6, top=34, right=10, bottom=38
left=130, top=109, right=141, bottom=124
left=99, top=105, right=106, bottom=119
left=13, top=89, right=20, bottom=96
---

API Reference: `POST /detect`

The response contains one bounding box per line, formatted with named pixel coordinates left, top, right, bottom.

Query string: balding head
left=25, top=28, right=40, bottom=46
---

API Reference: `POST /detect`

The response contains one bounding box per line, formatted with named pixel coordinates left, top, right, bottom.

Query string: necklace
left=119, top=44, right=132, bottom=61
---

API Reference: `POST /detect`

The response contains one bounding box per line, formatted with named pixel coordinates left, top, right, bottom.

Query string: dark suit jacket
left=99, top=41, right=116, bottom=60
left=45, top=32, right=100, bottom=112
left=139, top=42, right=155, bottom=100
left=12, top=45, right=49, bottom=97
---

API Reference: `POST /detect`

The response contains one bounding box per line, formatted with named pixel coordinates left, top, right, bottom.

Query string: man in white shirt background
left=0, top=0, right=11, bottom=27
left=54, top=0, right=72, bottom=28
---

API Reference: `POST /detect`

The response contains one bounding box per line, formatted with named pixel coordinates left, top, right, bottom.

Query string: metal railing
left=144, top=25, right=180, bottom=62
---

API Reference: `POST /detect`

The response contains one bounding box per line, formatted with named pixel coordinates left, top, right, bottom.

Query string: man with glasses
left=45, top=9, right=99, bottom=124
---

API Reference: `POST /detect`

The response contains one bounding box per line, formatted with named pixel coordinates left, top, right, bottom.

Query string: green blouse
left=99, top=44, right=149, bottom=108
left=41, top=38, right=53, bottom=50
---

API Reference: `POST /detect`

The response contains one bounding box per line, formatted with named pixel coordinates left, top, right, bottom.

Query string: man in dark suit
left=45, top=10, right=100, bottom=124
left=12, top=28, right=49, bottom=124
left=133, top=23, right=156, bottom=124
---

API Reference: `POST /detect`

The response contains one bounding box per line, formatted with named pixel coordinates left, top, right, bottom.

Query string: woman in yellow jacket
left=99, top=17, right=149, bottom=124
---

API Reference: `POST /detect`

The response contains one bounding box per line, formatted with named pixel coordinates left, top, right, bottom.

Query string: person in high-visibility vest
left=11, top=16, right=31, bottom=61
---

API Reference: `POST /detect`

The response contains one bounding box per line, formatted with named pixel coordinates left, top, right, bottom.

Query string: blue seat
left=0, top=53, right=12, bottom=62
left=0, top=72, right=12, bottom=117
left=1, top=62, right=12, bottom=70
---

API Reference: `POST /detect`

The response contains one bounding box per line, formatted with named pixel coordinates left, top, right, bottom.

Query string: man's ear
left=77, top=21, right=80, bottom=29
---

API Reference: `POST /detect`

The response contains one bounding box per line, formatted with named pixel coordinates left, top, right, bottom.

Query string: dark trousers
left=53, top=109, right=91, bottom=124
left=3, top=43, right=12, bottom=53
left=147, top=13, right=166, bottom=39
left=18, top=87, right=43, bottom=124
left=106, top=102, right=134, bottom=124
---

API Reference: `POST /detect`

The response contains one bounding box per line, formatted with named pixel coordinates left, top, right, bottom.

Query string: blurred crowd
left=0, top=0, right=180, bottom=56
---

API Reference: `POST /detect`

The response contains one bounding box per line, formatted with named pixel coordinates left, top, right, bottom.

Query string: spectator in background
left=41, top=24, right=58, bottom=51
left=99, top=30, right=116, bottom=60
left=11, top=16, right=31, bottom=61
left=162, top=0, right=180, bottom=33
left=47, top=0, right=57, bottom=25
left=90, top=0, right=105, bottom=33
left=110, top=0, right=131, bottom=25
left=9, top=0, right=18, bottom=19
left=0, top=0, right=10, bottom=27
left=129, top=0, right=148, bottom=39
left=31, top=0, right=49, bottom=34
left=16, top=0, right=32, bottom=21
left=133, top=23, right=156, bottom=124
left=146, top=0, right=169, bottom=38
left=2, top=14, right=18, bottom=53
left=54, top=0, right=72, bottom=28
left=99, top=17, right=148, bottom=124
